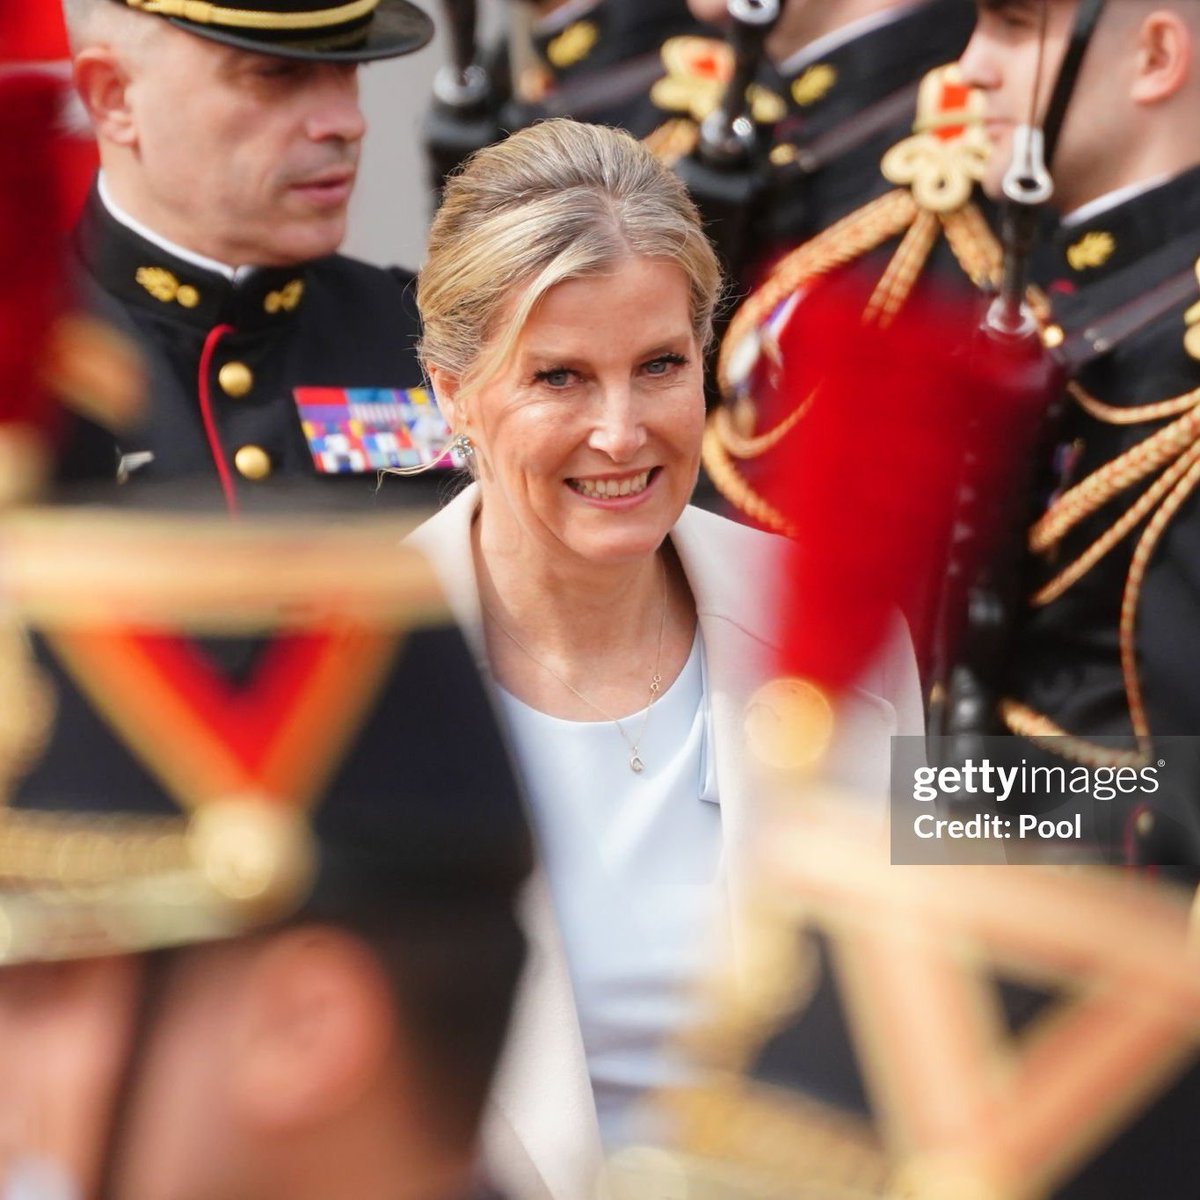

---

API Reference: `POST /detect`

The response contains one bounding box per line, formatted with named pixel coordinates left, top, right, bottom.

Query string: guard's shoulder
left=304, top=255, right=421, bottom=328
left=311, top=253, right=417, bottom=293
left=679, top=503, right=786, bottom=559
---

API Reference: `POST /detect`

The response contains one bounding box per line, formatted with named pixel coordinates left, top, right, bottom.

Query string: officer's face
left=959, top=0, right=1133, bottom=210
left=460, top=257, right=705, bottom=568
left=959, top=0, right=1079, bottom=200
left=118, top=25, right=365, bottom=265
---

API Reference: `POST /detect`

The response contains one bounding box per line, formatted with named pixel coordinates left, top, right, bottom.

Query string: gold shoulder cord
left=1002, top=261, right=1200, bottom=765
left=1001, top=377, right=1200, bottom=767
left=703, top=66, right=1012, bottom=534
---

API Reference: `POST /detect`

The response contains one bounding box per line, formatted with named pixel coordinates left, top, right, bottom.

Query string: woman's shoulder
left=403, top=481, right=480, bottom=557
left=673, top=504, right=788, bottom=563
left=671, top=506, right=788, bottom=646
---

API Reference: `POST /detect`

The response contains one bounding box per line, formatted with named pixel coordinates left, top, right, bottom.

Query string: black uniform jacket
left=503, top=0, right=709, bottom=136
left=62, top=185, right=447, bottom=508
left=1008, top=166, right=1200, bottom=863
left=763, top=0, right=976, bottom=249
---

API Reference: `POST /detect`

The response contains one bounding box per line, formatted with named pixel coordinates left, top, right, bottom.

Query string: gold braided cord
left=1119, top=452, right=1200, bottom=757
left=127, top=0, right=377, bottom=30
left=700, top=424, right=797, bottom=536
left=864, top=209, right=939, bottom=325
left=998, top=700, right=1147, bottom=768
left=1030, top=403, right=1200, bottom=553
left=1031, top=438, right=1200, bottom=606
left=707, top=390, right=816, bottom=460
left=1018, top=367, right=1200, bottom=761
left=716, top=189, right=918, bottom=396
left=1070, top=379, right=1200, bottom=425
left=941, top=204, right=1003, bottom=288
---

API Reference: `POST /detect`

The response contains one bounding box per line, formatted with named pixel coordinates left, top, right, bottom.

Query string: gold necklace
left=482, top=558, right=668, bottom=774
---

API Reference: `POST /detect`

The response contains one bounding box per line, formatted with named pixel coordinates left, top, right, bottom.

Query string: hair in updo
left=416, top=119, right=722, bottom=406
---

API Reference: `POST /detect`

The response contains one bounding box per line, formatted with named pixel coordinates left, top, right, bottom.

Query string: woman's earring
left=379, top=431, right=473, bottom=479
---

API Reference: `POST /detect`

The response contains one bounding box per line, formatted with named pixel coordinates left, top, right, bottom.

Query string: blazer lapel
left=406, top=493, right=603, bottom=1200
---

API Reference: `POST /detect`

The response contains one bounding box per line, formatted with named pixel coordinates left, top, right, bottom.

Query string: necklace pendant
left=630, top=753, right=645, bottom=774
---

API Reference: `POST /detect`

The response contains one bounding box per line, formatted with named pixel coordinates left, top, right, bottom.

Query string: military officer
left=957, top=0, right=1200, bottom=864
left=60, top=0, right=460, bottom=511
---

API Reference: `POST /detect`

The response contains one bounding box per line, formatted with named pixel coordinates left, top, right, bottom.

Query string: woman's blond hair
left=416, top=119, right=722, bottom=405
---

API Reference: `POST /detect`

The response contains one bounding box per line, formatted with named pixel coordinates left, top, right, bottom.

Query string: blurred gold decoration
left=264, top=278, right=305, bottom=314
left=1066, top=232, right=1115, bottom=271
left=643, top=117, right=701, bottom=167
left=651, top=37, right=786, bottom=125
left=135, top=265, right=193, bottom=305
left=42, top=312, right=145, bottom=433
left=881, top=67, right=989, bottom=215
left=1181, top=259, right=1200, bottom=361
left=0, top=624, right=56, bottom=804
left=620, top=801, right=1200, bottom=1197
left=189, top=798, right=316, bottom=916
left=744, top=677, right=834, bottom=773
left=791, top=64, right=837, bottom=107
left=545, top=20, right=599, bottom=69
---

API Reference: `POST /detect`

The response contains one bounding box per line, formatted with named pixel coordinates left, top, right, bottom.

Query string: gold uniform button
left=1135, top=809, right=1156, bottom=838
left=217, top=361, right=254, bottom=398
left=176, top=284, right=200, bottom=308
left=234, top=445, right=272, bottom=481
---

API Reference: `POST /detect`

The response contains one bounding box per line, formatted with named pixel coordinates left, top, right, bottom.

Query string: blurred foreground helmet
left=0, top=508, right=532, bottom=964
left=605, top=786, right=1200, bottom=1198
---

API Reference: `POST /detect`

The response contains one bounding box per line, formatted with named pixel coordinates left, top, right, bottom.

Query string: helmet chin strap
left=987, top=0, right=1109, bottom=336
left=87, top=950, right=180, bottom=1200
left=1041, top=0, right=1108, bottom=169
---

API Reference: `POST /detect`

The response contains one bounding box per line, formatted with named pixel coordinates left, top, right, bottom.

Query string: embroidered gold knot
left=264, top=279, right=304, bottom=314
left=650, top=36, right=786, bottom=124
left=881, top=65, right=989, bottom=214
left=791, top=63, right=837, bottom=107
left=546, top=21, right=598, bottom=69
left=881, top=128, right=990, bottom=214
left=1066, top=231, right=1115, bottom=271
left=135, top=267, right=199, bottom=308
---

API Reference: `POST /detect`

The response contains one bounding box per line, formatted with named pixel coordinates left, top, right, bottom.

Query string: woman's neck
left=474, top=514, right=664, bottom=663
left=471, top=508, right=697, bottom=720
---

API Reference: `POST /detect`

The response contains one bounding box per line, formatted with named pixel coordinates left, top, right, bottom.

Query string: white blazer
left=405, top=484, right=922, bottom=1200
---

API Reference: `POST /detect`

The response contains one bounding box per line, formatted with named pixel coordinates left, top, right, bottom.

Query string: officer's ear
left=1130, top=8, right=1193, bottom=105
left=72, top=48, right=139, bottom=149
left=229, top=925, right=404, bottom=1132
left=426, top=365, right=465, bottom=435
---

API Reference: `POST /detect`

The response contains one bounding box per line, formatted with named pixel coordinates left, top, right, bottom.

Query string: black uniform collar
left=74, top=183, right=315, bottom=333
left=774, top=0, right=973, bottom=131
left=1048, top=164, right=1200, bottom=290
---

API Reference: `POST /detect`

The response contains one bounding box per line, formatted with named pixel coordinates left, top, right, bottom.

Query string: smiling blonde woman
left=405, top=118, right=922, bottom=1200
